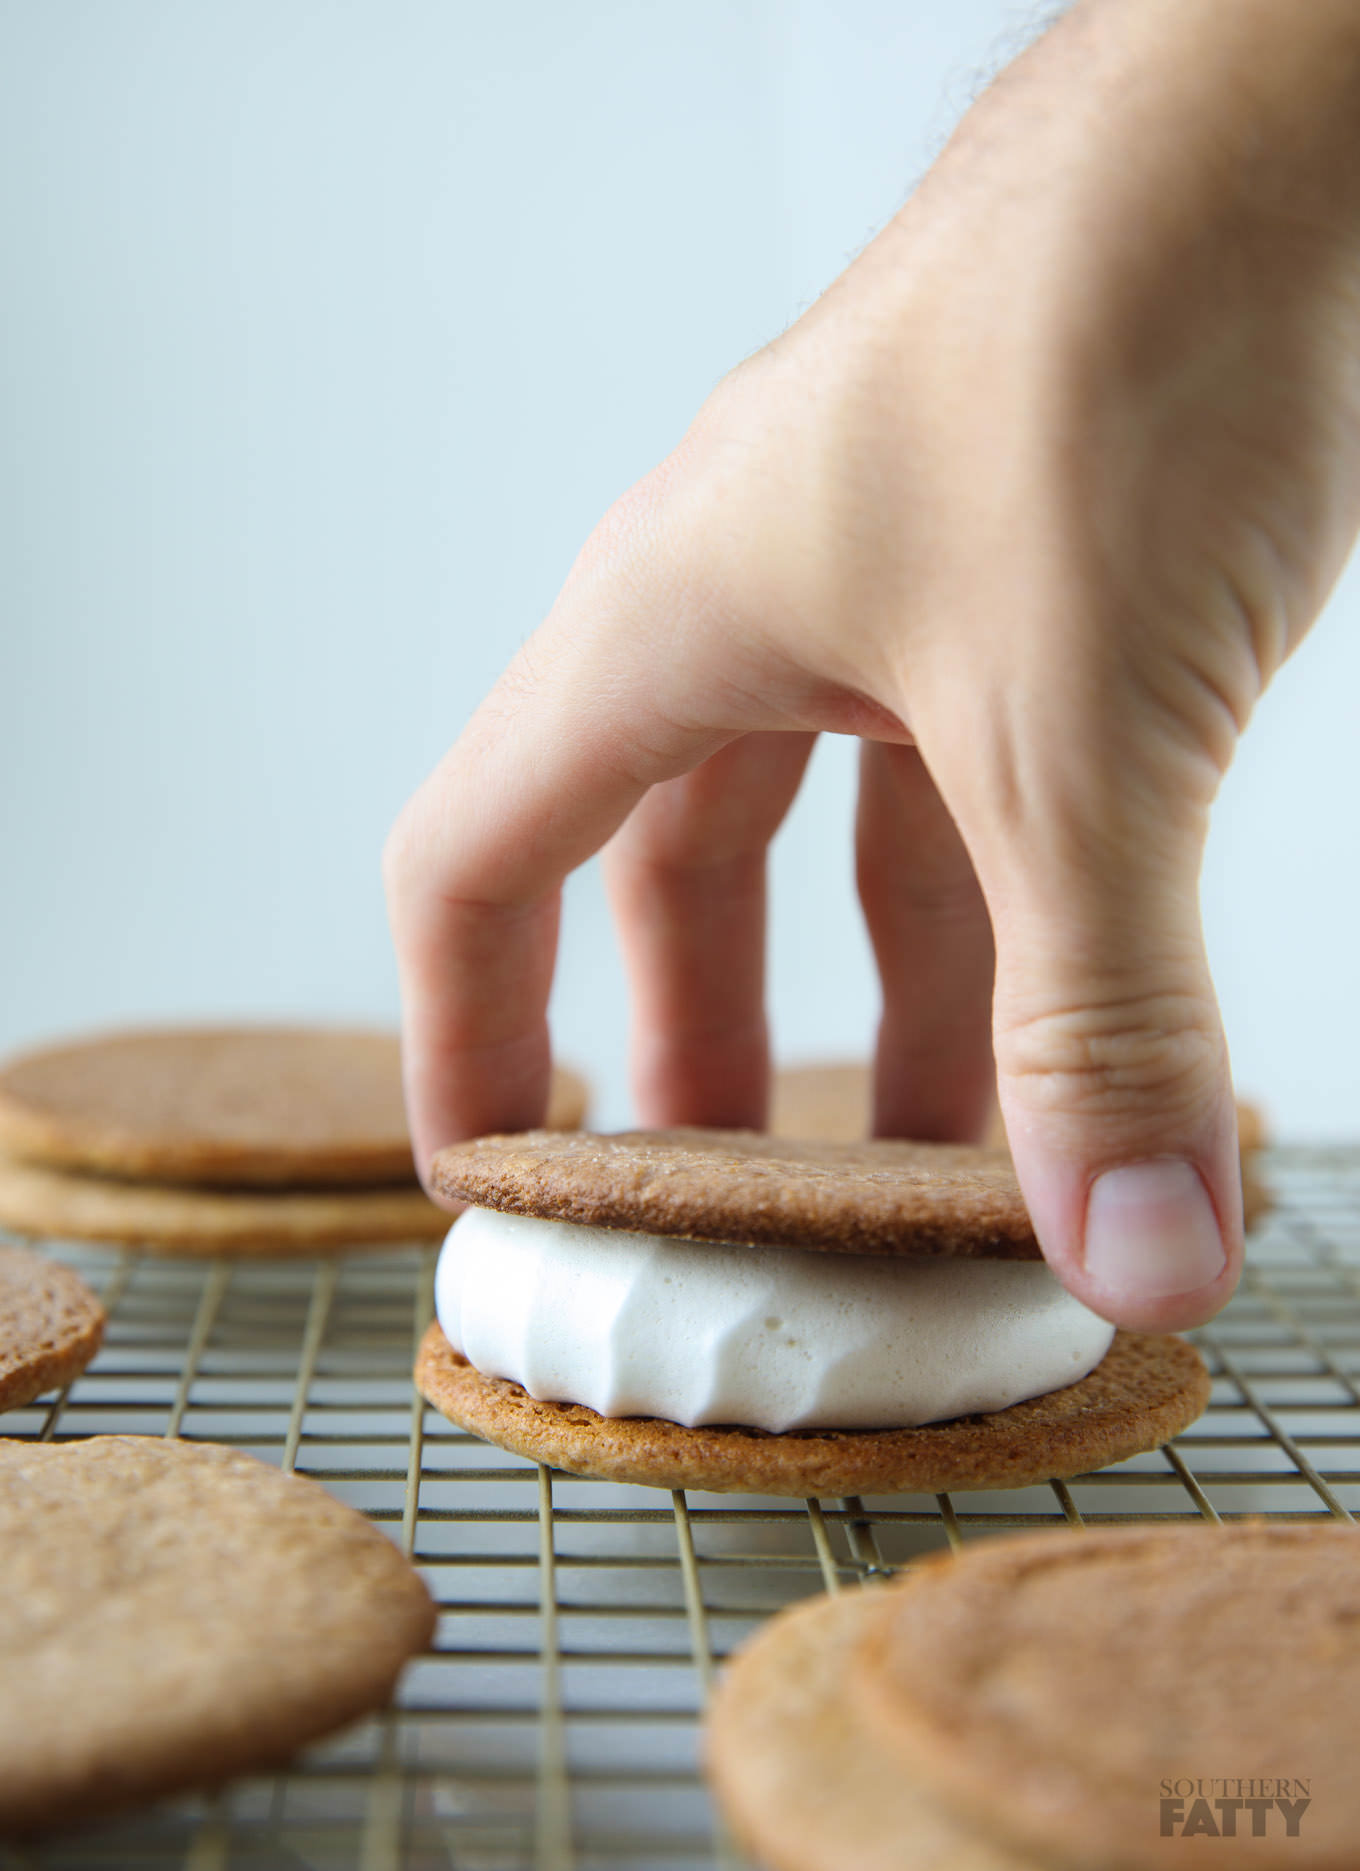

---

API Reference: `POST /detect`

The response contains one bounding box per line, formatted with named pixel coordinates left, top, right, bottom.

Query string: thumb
left=985, top=818, right=1241, bottom=1332
left=924, top=671, right=1244, bottom=1331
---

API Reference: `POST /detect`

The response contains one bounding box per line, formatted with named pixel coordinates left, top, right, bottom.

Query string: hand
left=385, top=0, right=1360, bottom=1331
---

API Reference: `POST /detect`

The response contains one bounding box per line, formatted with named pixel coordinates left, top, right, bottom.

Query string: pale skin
left=385, top=0, right=1360, bottom=1332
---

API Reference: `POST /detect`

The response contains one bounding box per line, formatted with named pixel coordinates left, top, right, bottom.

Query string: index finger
left=382, top=582, right=736, bottom=1182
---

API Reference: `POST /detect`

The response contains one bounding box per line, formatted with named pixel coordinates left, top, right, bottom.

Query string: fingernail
left=1084, top=1159, right=1226, bottom=1302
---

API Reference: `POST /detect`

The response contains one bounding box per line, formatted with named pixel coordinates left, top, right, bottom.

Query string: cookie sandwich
left=415, top=1129, right=1208, bottom=1496
left=707, top=1520, right=1358, bottom=1870
left=0, top=1026, right=587, bottom=1256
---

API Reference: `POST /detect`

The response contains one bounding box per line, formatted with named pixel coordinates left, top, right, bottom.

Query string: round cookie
left=769, top=1059, right=1006, bottom=1154
left=706, top=1588, right=1032, bottom=1871
left=0, top=1028, right=588, bottom=1189
left=771, top=1062, right=873, bottom=1145
left=0, top=1246, right=105, bottom=1410
left=414, top=1323, right=1208, bottom=1495
left=431, top=1129, right=1040, bottom=1259
left=0, top=1435, right=436, bottom=1832
left=855, top=1522, right=1359, bottom=1871
left=0, top=1151, right=450, bottom=1256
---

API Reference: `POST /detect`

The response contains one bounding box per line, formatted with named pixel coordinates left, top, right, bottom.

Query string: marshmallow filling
left=434, top=1205, right=1115, bottom=1434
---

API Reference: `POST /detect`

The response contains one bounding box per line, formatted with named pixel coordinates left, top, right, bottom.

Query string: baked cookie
left=770, top=1061, right=873, bottom=1145
left=0, top=1151, right=449, bottom=1255
left=0, top=1027, right=588, bottom=1188
left=0, top=1436, right=435, bottom=1832
left=0, top=1245, right=105, bottom=1410
left=708, top=1521, right=1359, bottom=1871
left=415, top=1321, right=1207, bottom=1496
left=706, top=1587, right=1029, bottom=1871
left=430, top=1128, right=1040, bottom=1259
left=419, top=1129, right=1209, bottom=1494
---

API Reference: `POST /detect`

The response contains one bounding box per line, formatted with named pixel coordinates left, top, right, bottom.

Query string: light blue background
left=3, top=2, right=1357, bottom=1136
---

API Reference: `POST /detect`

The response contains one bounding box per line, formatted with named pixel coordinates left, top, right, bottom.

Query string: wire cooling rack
left=1, top=1145, right=1358, bottom=1870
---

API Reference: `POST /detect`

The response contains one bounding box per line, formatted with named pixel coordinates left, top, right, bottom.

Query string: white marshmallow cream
left=435, top=1205, right=1115, bottom=1435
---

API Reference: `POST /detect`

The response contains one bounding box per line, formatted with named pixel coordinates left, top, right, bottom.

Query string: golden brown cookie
left=1236, top=1100, right=1268, bottom=1155
left=0, top=1435, right=436, bottom=1832
left=708, top=1521, right=1359, bottom=1871
left=1242, top=1158, right=1272, bottom=1230
left=706, top=1587, right=1031, bottom=1871
left=0, top=1027, right=588, bottom=1189
left=431, top=1129, right=1040, bottom=1259
left=0, top=1246, right=105, bottom=1411
left=0, top=1151, right=449, bottom=1255
left=850, top=1521, right=1358, bottom=1871
left=770, top=1062, right=873, bottom=1145
left=414, top=1323, right=1208, bottom=1495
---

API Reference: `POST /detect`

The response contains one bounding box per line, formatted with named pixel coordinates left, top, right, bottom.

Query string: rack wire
left=1, top=1145, right=1358, bottom=1870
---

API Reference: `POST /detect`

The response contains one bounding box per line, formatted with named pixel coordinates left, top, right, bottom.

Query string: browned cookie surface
left=0, top=1246, right=105, bottom=1410
left=0, top=1028, right=588, bottom=1188
left=432, top=1128, right=1040, bottom=1258
left=706, top=1588, right=1033, bottom=1871
left=854, top=1521, right=1359, bottom=1871
left=0, top=1436, right=436, bottom=1832
left=0, top=1152, right=449, bottom=1255
left=1242, top=1158, right=1272, bottom=1230
left=414, top=1323, right=1207, bottom=1496
left=1236, top=1100, right=1268, bottom=1154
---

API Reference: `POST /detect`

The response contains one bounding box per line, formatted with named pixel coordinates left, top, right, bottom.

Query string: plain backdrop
left=2, top=1, right=1357, bottom=1138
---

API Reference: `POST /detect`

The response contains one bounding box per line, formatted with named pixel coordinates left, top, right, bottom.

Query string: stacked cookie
left=0, top=1022, right=592, bottom=1832
left=417, top=1128, right=1209, bottom=1495
left=0, top=1026, right=539, bottom=1831
left=0, top=1026, right=587, bottom=1255
left=708, top=1520, right=1359, bottom=1869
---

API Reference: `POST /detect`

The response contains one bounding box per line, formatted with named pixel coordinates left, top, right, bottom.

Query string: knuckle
left=572, top=471, right=672, bottom=590
left=995, top=991, right=1224, bottom=1125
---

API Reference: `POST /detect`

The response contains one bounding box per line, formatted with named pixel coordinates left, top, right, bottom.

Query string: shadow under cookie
left=414, top=1322, right=1209, bottom=1496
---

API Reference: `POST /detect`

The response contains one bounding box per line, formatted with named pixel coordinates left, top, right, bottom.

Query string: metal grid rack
left=2, top=1146, right=1358, bottom=1871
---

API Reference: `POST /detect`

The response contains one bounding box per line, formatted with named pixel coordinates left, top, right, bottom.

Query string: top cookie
left=431, top=1128, right=1040, bottom=1258
left=0, top=1028, right=588, bottom=1190
left=854, top=1520, right=1358, bottom=1871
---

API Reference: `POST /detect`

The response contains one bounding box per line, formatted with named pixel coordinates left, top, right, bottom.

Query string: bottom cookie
left=414, top=1323, right=1208, bottom=1496
left=0, top=1151, right=449, bottom=1255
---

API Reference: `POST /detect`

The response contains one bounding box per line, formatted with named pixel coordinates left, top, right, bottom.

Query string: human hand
left=386, top=0, right=1360, bottom=1331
